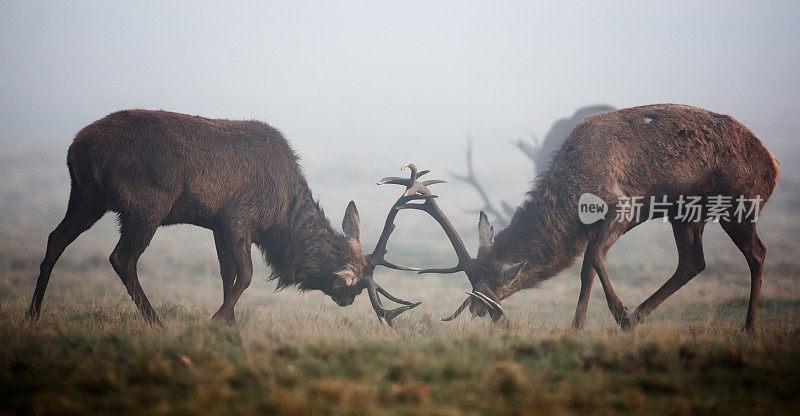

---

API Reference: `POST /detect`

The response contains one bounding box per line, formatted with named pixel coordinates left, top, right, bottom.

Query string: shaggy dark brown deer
left=407, top=104, right=780, bottom=332
left=25, top=110, right=421, bottom=327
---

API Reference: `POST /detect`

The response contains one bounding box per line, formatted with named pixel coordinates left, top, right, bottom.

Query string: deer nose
left=469, top=301, right=489, bottom=317
left=335, top=296, right=355, bottom=307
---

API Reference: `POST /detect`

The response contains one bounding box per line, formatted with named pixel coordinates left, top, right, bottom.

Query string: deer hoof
left=620, top=315, right=636, bottom=332
left=570, top=318, right=585, bottom=331
left=24, top=310, right=40, bottom=324
left=212, top=311, right=236, bottom=326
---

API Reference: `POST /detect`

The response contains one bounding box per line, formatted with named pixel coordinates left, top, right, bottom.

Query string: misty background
left=1, top=1, right=799, bottom=316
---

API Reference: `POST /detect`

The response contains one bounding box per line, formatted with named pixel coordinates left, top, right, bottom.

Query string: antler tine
left=378, top=260, right=420, bottom=272
left=469, top=291, right=503, bottom=313
left=441, top=296, right=471, bottom=321
left=377, top=285, right=418, bottom=306
left=365, top=279, right=421, bottom=326
left=401, top=162, right=418, bottom=177
left=421, top=179, right=447, bottom=187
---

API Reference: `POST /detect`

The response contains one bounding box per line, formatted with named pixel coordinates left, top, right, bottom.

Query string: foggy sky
left=1, top=1, right=799, bottom=201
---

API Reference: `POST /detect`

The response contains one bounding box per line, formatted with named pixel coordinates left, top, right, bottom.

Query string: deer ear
left=334, top=267, right=359, bottom=286
left=478, top=211, right=494, bottom=248
left=501, top=261, right=526, bottom=282
left=342, top=201, right=360, bottom=241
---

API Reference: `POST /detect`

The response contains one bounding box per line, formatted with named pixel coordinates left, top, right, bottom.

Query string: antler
left=377, top=163, right=472, bottom=275
left=368, top=166, right=432, bottom=272
left=364, top=278, right=419, bottom=326
left=362, top=162, right=450, bottom=325
left=373, top=163, right=507, bottom=324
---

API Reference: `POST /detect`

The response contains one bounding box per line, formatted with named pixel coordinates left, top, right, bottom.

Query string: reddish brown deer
left=403, top=104, right=780, bottom=332
left=26, top=110, right=421, bottom=327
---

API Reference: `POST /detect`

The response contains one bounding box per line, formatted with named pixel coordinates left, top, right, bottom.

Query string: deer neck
left=256, top=192, right=350, bottom=290
left=491, top=184, right=588, bottom=292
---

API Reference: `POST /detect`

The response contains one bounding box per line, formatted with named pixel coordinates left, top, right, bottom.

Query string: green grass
left=1, top=300, right=799, bottom=416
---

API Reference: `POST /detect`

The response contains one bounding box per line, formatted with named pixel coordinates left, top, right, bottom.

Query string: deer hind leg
left=109, top=209, right=166, bottom=327
left=211, top=228, right=237, bottom=324
left=586, top=221, right=630, bottom=329
left=26, top=188, right=107, bottom=321
left=211, top=226, right=253, bottom=325
left=628, top=221, right=706, bottom=330
left=571, top=255, right=596, bottom=330
left=720, top=221, right=765, bottom=333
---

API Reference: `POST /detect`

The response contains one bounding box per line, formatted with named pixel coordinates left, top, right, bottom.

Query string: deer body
left=495, top=104, right=779, bottom=288
left=427, top=104, right=780, bottom=332
left=27, top=110, right=419, bottom=326
left=529, top=104, right=616, bottom=175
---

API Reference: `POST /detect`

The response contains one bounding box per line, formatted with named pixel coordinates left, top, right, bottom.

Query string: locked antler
left=377, top=163, right=473, bottom=275
left=367, top=163, right=504, bottom=321
left=377, top=163, right=509, bottom=323
left=361, top=162, right=451, bottom=325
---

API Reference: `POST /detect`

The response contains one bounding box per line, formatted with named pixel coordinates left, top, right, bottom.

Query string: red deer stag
left=405, top=104, right=780, bottom=332
left=26, top=110, right=423, bottom=327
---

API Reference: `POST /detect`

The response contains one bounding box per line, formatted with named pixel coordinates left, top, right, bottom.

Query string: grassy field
left=1, top=300, right=799, bottom=415
left=1, top=149, right=799, bottom=415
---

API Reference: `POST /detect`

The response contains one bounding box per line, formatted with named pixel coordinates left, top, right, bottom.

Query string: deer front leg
left=590, top=257, right=631, bottom=330
left=571, top=255, right=596, bottom=330
left=720, top=221, right=764, bottom=333
left=109, top=213, right=163, bottom=327
left=212, top=229, right=237, bottom=324
left=218, top=232, right=253, bottom=325
left=586, top=222, right=630, bottom=330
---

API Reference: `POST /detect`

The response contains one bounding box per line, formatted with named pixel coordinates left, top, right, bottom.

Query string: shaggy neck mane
left=491, top=172, right=589, bottom=290
left=256, top=188, right=349, bottom=291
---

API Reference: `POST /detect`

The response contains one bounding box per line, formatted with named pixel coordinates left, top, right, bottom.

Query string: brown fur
left=531, top=104, right=616, bottom=175
left=26, top=110, right=366, bottom=326
left=474, top=104, right=780, bottom=331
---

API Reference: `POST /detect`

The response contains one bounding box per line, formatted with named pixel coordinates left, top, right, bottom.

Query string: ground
left=0, top=149, right=799, bottom=415
left=1, top=300, right=799, bottom=415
